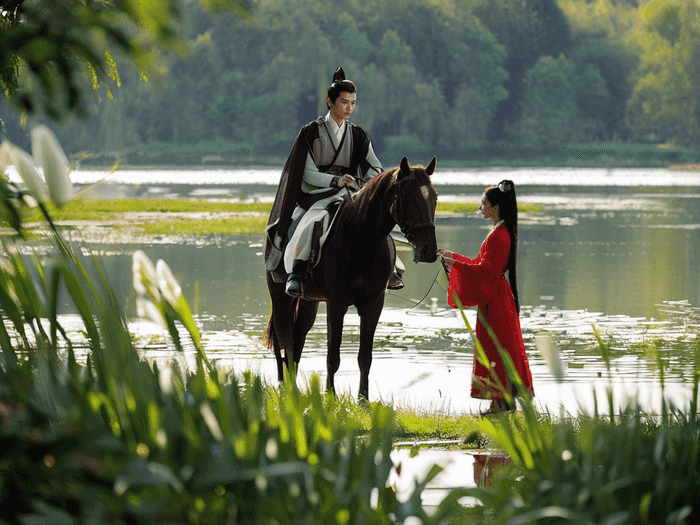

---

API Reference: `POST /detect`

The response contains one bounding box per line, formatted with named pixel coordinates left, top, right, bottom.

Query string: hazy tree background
left=2, top=0, right=699, bottom=163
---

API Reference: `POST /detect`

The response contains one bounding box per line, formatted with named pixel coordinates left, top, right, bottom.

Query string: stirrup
left=387, top=272, right=404, bottom=290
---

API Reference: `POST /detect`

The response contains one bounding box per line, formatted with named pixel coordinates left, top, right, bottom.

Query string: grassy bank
left=18, top=199, right=542, bottom=237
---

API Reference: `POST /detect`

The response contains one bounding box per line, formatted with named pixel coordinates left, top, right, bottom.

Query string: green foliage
left=0, top=232, right=399, bottom=523
left=1, top=0, right=509, bottom=157
left=6, top=0, right=699, bottom=159
left=473, top=0, right=572, bottom=137
left=642, top=0, right=682, bottom=43
left=627, top=0, right=700, bottom=147
left=4, top=0, right=700, bottom=157
left=507, top=53, right=607, bottom=143
left=468, top=407, right=699, bottom=524
left=571, top=38, right=634, bottom=139
left=0, top=0, right=250, bottom=122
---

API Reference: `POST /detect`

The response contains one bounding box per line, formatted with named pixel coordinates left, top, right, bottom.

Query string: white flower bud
left=0, top=141, right=14, bottom=173
left=535, top=333, right=564, bottom=380
left=156, top=259, right=182, bottom=307
left=136, top=297, right=167, bottom=330
left=132, top=250, right=161, bottom=301
left=2, top=140, right=49, bottom=203
left=31, top=125, right=73, bottom=207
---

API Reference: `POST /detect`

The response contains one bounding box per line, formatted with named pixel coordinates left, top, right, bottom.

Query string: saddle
left=267, top=195, right=348, bottom=294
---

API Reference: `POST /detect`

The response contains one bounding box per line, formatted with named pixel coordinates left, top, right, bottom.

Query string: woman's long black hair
left=484, top=179, right=520, bottom=313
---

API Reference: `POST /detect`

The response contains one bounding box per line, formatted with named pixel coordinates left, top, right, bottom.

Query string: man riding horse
left=264, top=66, right=404, bottom=296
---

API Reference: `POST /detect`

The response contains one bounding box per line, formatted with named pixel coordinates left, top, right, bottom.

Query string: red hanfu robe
left=447, top=224, right=534, bottom=400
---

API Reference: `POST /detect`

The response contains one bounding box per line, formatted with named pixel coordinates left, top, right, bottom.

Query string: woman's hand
left=437, top=249, right=455, bottom=272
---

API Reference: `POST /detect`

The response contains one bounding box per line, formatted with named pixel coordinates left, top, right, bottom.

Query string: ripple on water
left=16, top=301, right=698, bottom=414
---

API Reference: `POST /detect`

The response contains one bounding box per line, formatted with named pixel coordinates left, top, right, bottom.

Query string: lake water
left=55, top=166, right=700, bottom=415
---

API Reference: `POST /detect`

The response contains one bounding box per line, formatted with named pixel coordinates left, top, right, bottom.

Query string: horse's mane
left=343, top=168, right=398, bottom=236
left=343, top=163, right=434, bottom=236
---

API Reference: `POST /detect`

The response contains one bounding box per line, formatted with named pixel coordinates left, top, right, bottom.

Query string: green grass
left=394, top=408, right=488, bottom=445
left=33, top=198, right=539, bottom=218
left=16, top=198, right=542, bottom=236
left=129, top=216, right=269, bottom=236
left=436, top=201, right=541, bottom=214
left=260, top=383, right=491, bottom=446
left=26, top=198, right=272, bottom=220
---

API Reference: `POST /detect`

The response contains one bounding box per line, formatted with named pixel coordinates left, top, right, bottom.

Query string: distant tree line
left=2, top=0, right=700, bottom=161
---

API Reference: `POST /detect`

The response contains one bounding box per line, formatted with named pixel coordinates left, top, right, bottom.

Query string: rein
left=402, top=265, right=444, bottom=311
left=353, top=167, right=442, bottom=311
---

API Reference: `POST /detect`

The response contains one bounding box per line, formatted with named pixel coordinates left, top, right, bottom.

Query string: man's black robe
left=265, top=117, right=375, bottom=282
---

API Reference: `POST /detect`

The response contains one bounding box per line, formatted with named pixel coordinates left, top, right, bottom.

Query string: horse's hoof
left=285, top=278, right=302, bottom=297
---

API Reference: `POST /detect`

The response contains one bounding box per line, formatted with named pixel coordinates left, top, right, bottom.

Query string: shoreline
left=73, top=140, right=700, bottom=172
left=58, top=165, right=700, bottom=189
left=73, top=160, right=700, bottom=172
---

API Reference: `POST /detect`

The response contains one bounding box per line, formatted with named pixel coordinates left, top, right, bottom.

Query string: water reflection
left=73, top=191, right=700, bottom=323
left=473, top=453, right=512, bottom=487
left=48, top=295, right=698, bottom=416
left=388, top=448, right=512, bottom=509
left=434, top=192, right=700, bottom=320
left=56, top=181, right=700, bottom=321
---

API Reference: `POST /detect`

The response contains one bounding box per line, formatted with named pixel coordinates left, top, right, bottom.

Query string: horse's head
left=390, top=156, right=438, bottom=263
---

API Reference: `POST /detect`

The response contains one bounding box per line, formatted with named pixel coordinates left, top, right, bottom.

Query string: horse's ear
left=400, top=157, right=410, bottom=177
left=426, top=156, right=437, bottom=176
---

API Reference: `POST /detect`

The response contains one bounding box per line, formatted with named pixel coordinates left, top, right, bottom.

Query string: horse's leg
left=356, top=293, right=385, bottom=401
left=325, top=300, right=348, bottom=395
left=267, top=313, right=286, bottom=381
left=273, top=302, right=298, bottom=382
left=267, top=274, right=297, bottom=382
left=292, top=299, right=319, bottom=368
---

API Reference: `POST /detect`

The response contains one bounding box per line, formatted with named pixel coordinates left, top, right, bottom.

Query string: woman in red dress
left=438, top=180, right=534, bottom=415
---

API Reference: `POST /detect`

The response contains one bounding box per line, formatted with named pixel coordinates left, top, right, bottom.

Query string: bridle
left=389, top=171, right=436, bottom=245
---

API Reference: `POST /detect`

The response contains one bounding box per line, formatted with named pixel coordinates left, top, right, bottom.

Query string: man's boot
left=285, top=260, right=307, bottom=297
left=388, top=253, right=405, bottom=290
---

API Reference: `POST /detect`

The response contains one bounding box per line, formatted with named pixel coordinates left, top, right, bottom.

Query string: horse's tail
left=264, top=313, right=275, bottom=349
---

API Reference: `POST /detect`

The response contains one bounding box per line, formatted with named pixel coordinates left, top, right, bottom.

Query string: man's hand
left=337, top=174, right=355, bottom=187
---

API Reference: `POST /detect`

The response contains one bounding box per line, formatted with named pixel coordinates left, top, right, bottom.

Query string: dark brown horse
left=265, top=156, right=438, bottom=400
